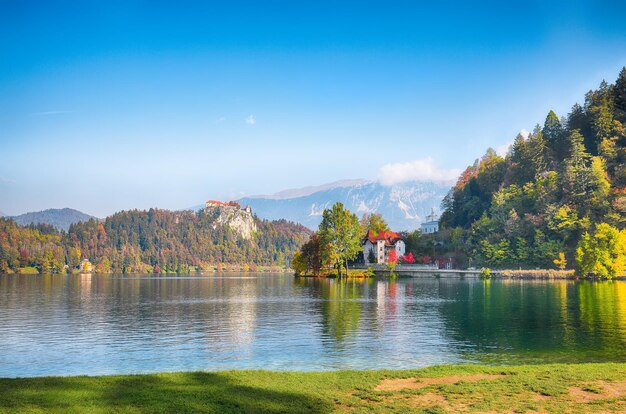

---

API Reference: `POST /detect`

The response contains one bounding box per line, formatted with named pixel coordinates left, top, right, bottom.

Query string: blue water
left=1, top=273, right=626, bottom=377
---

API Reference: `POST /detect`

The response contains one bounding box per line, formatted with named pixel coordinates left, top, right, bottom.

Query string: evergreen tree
left=507, top=132, right=534, bottom=185
left=438, top=68, right=626, bottom=273
left=567, top=102, right=595, bottom=155
left=543, top=110, right=566, bottom=162
left=615, top=67, right=626, bottom=122
left=562, top=129, right=592, bottom=209
left=528, top=124, right=548, bottom=177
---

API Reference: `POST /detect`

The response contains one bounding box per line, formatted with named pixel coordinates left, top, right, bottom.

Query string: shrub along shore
left=2, top=363, right=626, bottom=413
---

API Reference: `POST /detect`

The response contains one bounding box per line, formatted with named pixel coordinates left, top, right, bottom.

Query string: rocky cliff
left=204, top=201, right=257, bottom=240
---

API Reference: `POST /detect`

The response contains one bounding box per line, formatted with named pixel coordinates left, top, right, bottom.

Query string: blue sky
left=1, top=1, right=626, bottom=217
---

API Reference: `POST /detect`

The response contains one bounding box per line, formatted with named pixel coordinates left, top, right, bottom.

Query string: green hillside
left=438, top=67, right=626, bottom=277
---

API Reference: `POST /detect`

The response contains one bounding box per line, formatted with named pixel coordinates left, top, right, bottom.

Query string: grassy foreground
left=3, top=364, right=626, bottom=413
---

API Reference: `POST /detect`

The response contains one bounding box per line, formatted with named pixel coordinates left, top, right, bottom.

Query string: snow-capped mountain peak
left=237, top=179, right=448, bottom=231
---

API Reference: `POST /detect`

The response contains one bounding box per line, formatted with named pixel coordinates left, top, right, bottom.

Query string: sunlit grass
left=3, top=363, right=626, bottom=413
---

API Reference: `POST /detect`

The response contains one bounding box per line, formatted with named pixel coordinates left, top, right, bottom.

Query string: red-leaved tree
left=387, top=250, right=398, bottom=271
left=388, top=250, right=398, bottom=263
left=401, top=252, right=415, bottom=264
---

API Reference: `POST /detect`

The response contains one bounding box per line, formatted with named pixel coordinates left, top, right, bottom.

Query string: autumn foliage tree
left=1, top=208, right=311, bottom=274
left=401, top=252, right=415, bottom=264
left=553, top=252, right=567, bottom=270
left=387, top=250, right=398, bottom=272
left=291, top=233, right=325, bottom=276
left=359, top=213, right=390, bottom=234
left=437, top=67, right=626, bottom=273
left=575, top=223, right=626, bottom=279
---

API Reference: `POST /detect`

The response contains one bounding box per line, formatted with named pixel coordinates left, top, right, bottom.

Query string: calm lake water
left=2, top=273, right=626, bottom=377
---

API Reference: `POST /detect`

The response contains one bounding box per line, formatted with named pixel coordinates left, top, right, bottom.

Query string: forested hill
left=10, top=208, right=97, bottom=231
left=0, top=208, right=311, bottom=274
left=439, top=67, right=626, bottom=274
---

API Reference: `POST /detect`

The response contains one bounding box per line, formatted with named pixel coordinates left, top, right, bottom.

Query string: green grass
left=3, top=364, right=626, bottom=413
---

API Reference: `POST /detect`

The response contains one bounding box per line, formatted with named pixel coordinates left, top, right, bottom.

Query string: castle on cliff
left=204, top=200, right=256, bottom=239
left=205, top=200, right=252, bottom=214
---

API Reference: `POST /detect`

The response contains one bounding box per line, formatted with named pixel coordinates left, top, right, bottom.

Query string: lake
left=2, top=273, right=626, bottom=377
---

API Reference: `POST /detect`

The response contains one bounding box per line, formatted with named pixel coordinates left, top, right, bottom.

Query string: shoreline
left=5, top=268, right=626, bottom=281
left=2, top=267, right=294, bottom=276
left=296, top=268, right=626, bottom=280
left=2, top=363, right=626, bottom=412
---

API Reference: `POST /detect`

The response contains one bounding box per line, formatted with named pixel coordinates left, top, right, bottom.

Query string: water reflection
left=2, top=274, right=626, bottom=377
left=436, top=279, right=626, bottom=364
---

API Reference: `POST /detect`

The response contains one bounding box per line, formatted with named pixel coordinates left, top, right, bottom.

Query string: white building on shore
left=362, top=230, right=405, bottom=264
left=420, top=208, right=439, bottom=234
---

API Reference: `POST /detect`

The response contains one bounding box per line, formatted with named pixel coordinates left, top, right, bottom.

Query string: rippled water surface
left=2, top=273, right=626, bottom=377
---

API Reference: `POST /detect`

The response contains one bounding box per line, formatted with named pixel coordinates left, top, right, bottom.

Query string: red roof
left=365, top=229, right=402, bottom=244
left=206, top=200, right=241, bottom=208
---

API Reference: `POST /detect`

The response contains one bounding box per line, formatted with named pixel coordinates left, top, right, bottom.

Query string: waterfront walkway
left=352, top=264, right=487, bottom=277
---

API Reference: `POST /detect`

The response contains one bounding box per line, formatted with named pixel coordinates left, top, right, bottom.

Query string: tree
left=435, top=67, right=626, bottom=274
left=543, top=110, right=565, bottom=162
left=291, top=251, right=307, bottom=275
left=387, top=250, right=398, bottom=272
left=68, top=246, right=81, bottom=269
left=553, top=252, right=567, bottom=270
left=298, top=233, right=324, bottom=275
left=529, top=124, right=549, bottom=177
left=507, top=132, right=535, bottom=185
left=588, top=156, right=611, bottom=216
left=318, top=202, right=362, bottom=277
left=592, top=103, right=614, bottom=144
left=615, top=67, right=626, bottom=121
left=480, top=239, right=512, bottom=268
left=568, top=102, right=596, bottom=155
left=562, top=129, right=592, bottom=208
left=367, top=249, right=376, bottom=264
left=403, top=230, right=429, bottom=258
left=359, top=213, right=390, bottom=234
left=575, top=223, right=626, bottom=279
left=401, top=252, right=415, bottom=264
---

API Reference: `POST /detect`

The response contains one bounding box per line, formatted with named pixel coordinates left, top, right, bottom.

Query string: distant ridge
left=238, top=180, right=448, bottom=231
left=189, top=179, right=448, bottom=231
left=10, top=208, right=97, bottom=231
left=249, top=179, right=371, bottom=200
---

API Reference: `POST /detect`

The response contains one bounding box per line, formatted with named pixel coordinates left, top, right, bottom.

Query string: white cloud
left=496, top=129, right=531, bottom=157
left=520, top=128, right=530, bottom=139
left=215, top=116, right=226, bottom=123
left=0, top=176, right=16, bottom=184
left=377, top=157, right=461, bottom=186
left=245, top=114, right=256, bottom=125
left=496, top=142, right=513, bottom=157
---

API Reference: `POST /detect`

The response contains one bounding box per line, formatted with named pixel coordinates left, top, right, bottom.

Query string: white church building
left=420, top=208, right=439, bottom=234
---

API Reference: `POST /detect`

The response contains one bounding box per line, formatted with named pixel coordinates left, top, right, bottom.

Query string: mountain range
left=8, top=208, right=98, bottom=231
left=4, top=179, right=450, bottom=233
left=232, top=179, right=450, bottom=231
